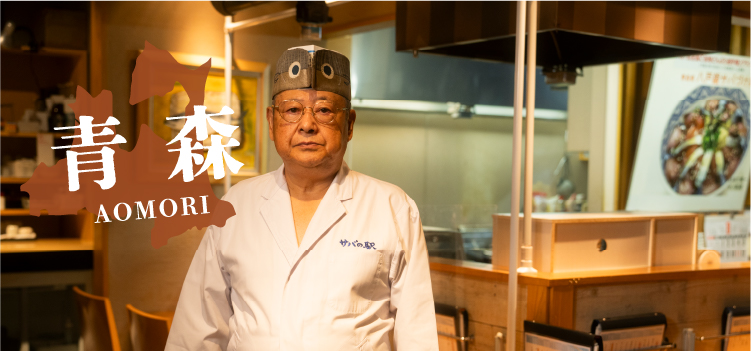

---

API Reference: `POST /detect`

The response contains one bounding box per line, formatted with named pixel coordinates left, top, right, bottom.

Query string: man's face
left=267, top=89, right=356, bottom=170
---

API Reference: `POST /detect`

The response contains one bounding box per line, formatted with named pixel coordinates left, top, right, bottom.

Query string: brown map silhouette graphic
left=22, top=42, right=235, bottom=248
left=130, top=40, right=211, bottom=117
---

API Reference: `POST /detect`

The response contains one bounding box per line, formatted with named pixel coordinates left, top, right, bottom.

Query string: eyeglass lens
left=278, top=100, right=339, bottom=123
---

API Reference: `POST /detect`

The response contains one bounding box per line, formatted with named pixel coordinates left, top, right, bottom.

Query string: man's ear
left=346, top=109, right=356, bottom=141
left=266, top=106, right=275, bottom=142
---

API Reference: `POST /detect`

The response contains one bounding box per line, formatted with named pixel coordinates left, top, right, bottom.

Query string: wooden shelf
left=2, top=209, right=42, bottom=216
left=0, top=209, right=87, bottom=216
left=0, top=47, right=87, bottom=59
left=1, top=177, right=30, bottom=184
left=0, top=237, right=93, bottom=254
left=1, top=46, right=88, bottom=93
left=1, top=131, right=74, bottom=138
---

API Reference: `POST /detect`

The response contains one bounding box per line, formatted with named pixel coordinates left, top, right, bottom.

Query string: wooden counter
left=429, top=257, right=750, bottom=351
left=430, top=257, right=750, bottom=286
left=496, top=212, right=699, bottom=222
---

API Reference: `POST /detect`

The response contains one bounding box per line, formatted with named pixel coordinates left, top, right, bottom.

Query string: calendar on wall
left=703, top=212, right=750, bottom=262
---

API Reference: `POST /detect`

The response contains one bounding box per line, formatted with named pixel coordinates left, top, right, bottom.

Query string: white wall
left=347, top=109, right=585, bottom=228
left=567, top=65, right=621, bottom=212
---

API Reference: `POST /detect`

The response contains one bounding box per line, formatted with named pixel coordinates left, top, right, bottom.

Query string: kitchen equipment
left=397, top=2, right=731, bottom=86
left=424, top=226, right=466, bottom=260
left=0, top=225, right=37, bottom=240
left=49, top=103, right=66, bottom=131
left=554, top=155, right=575, bottom=199
left=11, top=158, right=36, bottom=178
left=18, top=109, right=41, bottom=133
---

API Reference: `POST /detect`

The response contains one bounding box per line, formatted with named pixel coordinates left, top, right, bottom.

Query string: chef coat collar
left=261, top=162, right=353, bottom=202
left=259, top=161, right=353, bottom=268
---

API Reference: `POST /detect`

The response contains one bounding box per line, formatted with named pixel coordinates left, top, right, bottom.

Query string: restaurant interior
left=0, top=1, right=750, bottom=351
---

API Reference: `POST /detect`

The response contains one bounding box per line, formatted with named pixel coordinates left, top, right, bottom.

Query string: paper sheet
left=727, top=315, right=750, bottom=351
left=597, top=324, right=664, bottom=351
left=525, top=333, right=592, bottom=351
left=704, top=212, right=751, bottom=262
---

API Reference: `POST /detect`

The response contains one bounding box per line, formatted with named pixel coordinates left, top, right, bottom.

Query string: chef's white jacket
left=166, top=163, right=438, bottom=350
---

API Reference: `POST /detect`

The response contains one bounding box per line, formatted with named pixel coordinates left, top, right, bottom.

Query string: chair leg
left=20, top=287, right=29, bottom=351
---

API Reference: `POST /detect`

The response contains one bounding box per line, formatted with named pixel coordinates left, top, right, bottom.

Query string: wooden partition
left=492, top=213, right=698, bottom=273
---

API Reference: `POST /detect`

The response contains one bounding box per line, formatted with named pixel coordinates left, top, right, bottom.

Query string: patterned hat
left=272, top=45, right=351, bottom=101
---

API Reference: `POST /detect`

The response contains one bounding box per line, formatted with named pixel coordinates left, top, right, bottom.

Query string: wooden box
left=492, top=213, right=698, bottom=273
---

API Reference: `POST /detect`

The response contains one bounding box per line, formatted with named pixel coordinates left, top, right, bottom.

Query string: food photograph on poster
left=628, top=53, right=751, bottom=212
left=661, top=87, right=750, bottom=195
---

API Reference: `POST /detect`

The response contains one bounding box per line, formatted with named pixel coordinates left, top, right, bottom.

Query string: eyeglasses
left=272, top=100, right=349, bottom=124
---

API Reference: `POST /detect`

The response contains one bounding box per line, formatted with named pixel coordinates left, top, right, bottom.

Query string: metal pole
left=681, top=328, right=695, bottom=351
left=697, top=331, right=751, bottom=341
left=495, top=332, right=505, bottom=351
left=520, top=1, right=538, bottom=274
left=508, top=2, right=526, bottom=351
left=224, top=16, right=232, bottom=194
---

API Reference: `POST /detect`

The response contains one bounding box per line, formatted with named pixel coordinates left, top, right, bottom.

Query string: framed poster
left=627, top=54, right=750, bottom=211
left=135, top=52, right=269, bottom=181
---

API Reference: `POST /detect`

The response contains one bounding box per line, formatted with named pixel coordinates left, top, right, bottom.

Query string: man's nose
left=298, top=107, right=318, bottom=133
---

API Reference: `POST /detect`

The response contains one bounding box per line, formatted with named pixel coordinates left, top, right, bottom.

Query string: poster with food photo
left=627, top=54, right=750, bottom=211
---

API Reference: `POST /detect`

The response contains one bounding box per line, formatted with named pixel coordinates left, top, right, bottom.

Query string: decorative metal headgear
left=272, top=45, right=351, bottom=101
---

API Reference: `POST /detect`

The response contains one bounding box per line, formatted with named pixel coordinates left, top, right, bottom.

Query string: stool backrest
left=72, top=286, right=121, bottom=351
left=126, top=304, right=171, bottom=351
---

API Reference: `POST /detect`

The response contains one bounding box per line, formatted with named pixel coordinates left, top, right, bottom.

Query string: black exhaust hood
left=396, top=2, right=732, bottom=69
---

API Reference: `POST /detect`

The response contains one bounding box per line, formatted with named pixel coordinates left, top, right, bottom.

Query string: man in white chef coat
left=166, top=46, right=439, bottom=350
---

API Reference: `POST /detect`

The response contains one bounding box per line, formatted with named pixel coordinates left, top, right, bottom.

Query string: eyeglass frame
left=271, top=99, right=351, bottom=124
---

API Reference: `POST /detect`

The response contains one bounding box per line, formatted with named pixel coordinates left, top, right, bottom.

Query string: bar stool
left=126, top=304, right=172, bottom=351
left=72, top=286, right=121, bottom=351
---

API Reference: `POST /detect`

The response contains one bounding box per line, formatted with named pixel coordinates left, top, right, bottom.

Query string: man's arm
left=166, top=226, right=233, bottom=351
left=390, top=197, right=439, bottom=350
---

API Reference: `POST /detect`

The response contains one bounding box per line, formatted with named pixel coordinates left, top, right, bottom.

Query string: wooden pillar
left=548, top=285, right=575, bottom=329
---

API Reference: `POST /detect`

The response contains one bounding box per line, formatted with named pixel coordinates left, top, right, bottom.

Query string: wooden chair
left=72, top=286, right=121, bottom=351
left=126, top=304, right=171, bottom=351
